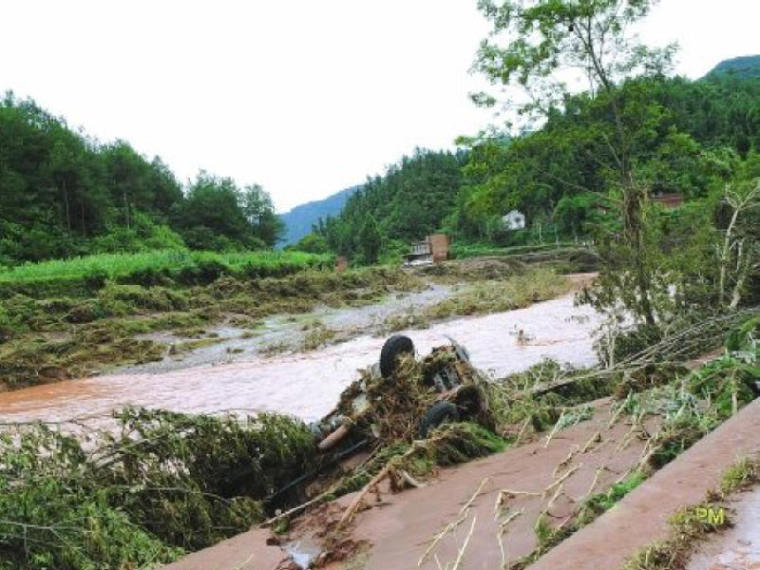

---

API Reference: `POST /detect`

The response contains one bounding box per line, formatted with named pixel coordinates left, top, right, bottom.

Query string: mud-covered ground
left=166, top=355, right=760, bottom=570
left=0, top=257, right=579, bottom=391
left=127, top=283, right=455, bottom=374
left=0, top=273, right=598, bottom=424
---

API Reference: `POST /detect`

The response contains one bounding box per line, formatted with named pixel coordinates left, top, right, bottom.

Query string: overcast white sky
left=2, top=1, right=759, bottom=212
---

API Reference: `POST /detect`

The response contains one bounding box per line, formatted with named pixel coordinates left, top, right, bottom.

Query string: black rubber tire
left=379, top=334, right=415, bottom=379
left=419, top=401, right=460, bottom=438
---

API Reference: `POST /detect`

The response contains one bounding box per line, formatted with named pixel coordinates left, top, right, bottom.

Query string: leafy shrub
left=596, top=323, right=663, bottom=363
left=0, top=408, right=317, bottom=567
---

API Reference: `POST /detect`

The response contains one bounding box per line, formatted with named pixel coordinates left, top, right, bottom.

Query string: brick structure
left=428, top=233, right=449, bottom=263
left=403, top=234, right=449, bottom=266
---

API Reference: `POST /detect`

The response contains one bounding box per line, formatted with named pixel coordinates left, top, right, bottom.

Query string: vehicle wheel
left=455, top=385, right=496, bottom=433
left=456, top=385, right=485, bottom=414
left=419, top=401, right=460, bottom=438
left=379, top=334, right=415, bottom=378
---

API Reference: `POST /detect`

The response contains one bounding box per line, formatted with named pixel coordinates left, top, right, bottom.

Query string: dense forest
left=0, top=93, right=282, bottom=265
left=311, top=61, right=760, bottom=261
left=313, top=150, right=466, bottom=262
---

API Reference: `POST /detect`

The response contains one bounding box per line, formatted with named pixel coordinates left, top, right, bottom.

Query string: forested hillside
left=706, top=55, right=760, bottom=81
left=279, top=185, right=359, bottom=246
left=316, top=149, right=465, bottom=262
left=0, top=93, right=282, bottom=265
left=311, top=58, right=760, bottom=261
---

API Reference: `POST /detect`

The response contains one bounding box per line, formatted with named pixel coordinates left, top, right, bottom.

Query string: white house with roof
left=501, top=209, right=526, bottom=231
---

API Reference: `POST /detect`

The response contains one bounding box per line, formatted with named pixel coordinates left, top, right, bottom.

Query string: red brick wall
left=428, top=234, right=449, bottom=263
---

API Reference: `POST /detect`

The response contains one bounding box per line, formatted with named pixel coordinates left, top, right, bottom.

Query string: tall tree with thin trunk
left=472, top=0, right=676, bottom=325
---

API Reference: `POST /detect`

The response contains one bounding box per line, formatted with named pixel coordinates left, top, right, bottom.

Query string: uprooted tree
left=473, top=0, right=677, bottom=326
left=717, top=180, right=760, bottom=310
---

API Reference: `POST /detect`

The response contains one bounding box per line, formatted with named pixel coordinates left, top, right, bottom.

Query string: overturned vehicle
left=265, top=334, right=499, bottom=509
left=311, top=334, right=495, bottom=457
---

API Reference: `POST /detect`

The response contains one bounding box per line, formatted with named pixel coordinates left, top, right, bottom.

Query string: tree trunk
left=622, top=176, right=656, bottom=327
left=80, top=201, right=86, bottom=236
left=62, top=180, right=71, bottom=232
left=123, top=190, right=130, bottom=230
left=718, top=201, right=740, bottom=307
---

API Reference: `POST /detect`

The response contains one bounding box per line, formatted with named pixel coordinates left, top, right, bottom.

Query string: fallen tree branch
left=418, top=513, right=469, bottom=567
left=544, top=464, right=581, bottom=498
left=459, top=477, right=490, bottom=517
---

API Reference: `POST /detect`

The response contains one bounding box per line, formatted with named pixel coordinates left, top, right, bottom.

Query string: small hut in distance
left=403, top=234, right=450, bottom=266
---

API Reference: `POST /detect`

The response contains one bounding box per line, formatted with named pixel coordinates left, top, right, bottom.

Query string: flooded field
left=130, top=283, right=454, bottom=373
left=0, top=291, right=603, bottom=424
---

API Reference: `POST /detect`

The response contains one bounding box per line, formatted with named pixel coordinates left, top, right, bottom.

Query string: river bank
left=0, top=277, right=598, bottom=424
left=0, top=256, right=583, bottom=391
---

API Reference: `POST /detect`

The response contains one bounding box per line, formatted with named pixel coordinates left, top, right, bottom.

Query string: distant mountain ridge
left=705, top=55, right=760, bottom=81
left=278, top=185, right=360, bottom=246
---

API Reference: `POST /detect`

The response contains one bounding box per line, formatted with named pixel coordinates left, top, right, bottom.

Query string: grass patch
left=259, top=340, right=291, bottom=357
left=171, top=337, right=224, bottom=354
left=449, top=243, right=599, bottom=272
left=486, top=359, right=608, bottom=434
left=720, top=456, right=760, bottom=495
left=302, top=324, right=338, bottom=351
left=380, top=311, right=431, bottom=333
left=0, top=249, right=332, bottom=288
left=622, top=458, right=760, bottom=570
left=0, top=408, right=317, bottom=569
left=423, top=268, right=571, bottom=320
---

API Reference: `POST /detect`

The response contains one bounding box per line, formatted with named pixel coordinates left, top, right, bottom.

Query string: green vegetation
left=380, top=266, right=571, bottom=333
left=0, top=346, right=508, bottom=568
left=509, top=311, right=760, bottom=568
left=308, top=71, right=760, bottom=278
left=0, top=92, right=282, bottom=264
left=623, top=502, right=731, bottom=570
left=288, top=3, right=760, bottom=342
left=315, top=149, right=465, bottom=262
left=4, top=1, right=760, bottom=566
left=424, top=268, right=570, bottom=320
left=301, top=323, right=338, bottom=351
left=582, top=472, right=647, bottom=517
left=0, top=409, right=315, bottom=569
left=0, top=249, right=331, bottom=291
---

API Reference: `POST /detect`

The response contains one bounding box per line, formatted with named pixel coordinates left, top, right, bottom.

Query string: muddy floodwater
left=0, top=292, right=603, bottom=424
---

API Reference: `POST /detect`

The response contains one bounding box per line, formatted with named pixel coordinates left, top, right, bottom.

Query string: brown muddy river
left=0, top=293, right=603, bottom=424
